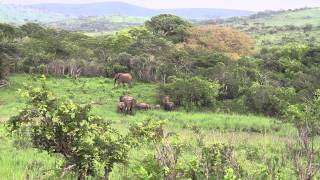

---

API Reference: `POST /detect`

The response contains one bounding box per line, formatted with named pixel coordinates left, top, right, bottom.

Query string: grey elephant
left=114, top=73, right=133, bottom=88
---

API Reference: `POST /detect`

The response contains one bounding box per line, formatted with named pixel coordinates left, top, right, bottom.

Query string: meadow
left=0, top=74, right=302, bottom=179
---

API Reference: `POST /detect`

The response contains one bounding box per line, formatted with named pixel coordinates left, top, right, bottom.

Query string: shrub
left=159, top=76, right=221, bottom=110
left=245, top=83, right=296, bottom=116
left=8, top=79, right=130, bottom=179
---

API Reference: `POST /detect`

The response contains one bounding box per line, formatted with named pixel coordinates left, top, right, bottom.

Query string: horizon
left=1, top=0, right=320, bottom=11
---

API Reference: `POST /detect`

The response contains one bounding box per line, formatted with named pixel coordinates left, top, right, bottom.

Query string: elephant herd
left=117, top=95, right=174, bottom=114
left=115, top=73, right=175, bottom=114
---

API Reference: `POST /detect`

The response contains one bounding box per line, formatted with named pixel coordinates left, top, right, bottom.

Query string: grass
left=249, top=8, right=320, bottom=27
left=0, top=74, right=300, bottom=179
left=216, top=8, right=320, bottom=48
left=0, top=74, right=285, bottom=133
left=0, top=125, right=61, bottom=179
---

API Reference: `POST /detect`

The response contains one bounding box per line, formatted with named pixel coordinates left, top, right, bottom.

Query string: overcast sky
left=1, top=0, right=320, bottom=11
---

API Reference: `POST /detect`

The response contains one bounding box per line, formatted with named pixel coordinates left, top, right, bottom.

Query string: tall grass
left=0, top=74, right=300, bottom=179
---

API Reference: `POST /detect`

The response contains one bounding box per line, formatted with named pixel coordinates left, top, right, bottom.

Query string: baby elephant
left=136, top=103, right=151, bottom=110
left=118, top=102, right=125, bottom=113
left=164, top=102, right=175, bottom=111
left=150, top=104, right=161, bottom=110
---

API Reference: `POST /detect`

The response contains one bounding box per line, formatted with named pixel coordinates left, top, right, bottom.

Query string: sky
left=1, top=0, right=320, bottom=11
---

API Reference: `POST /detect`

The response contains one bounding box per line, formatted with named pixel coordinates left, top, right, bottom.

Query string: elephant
left=119, top=95, right=136, bottom=114
left=117, top=102, right=125, bottom=113
left=162, top=96, right=171, bottom=104
left=136, top=103, right=151, bottom=110
left=164, top=102, right=175, bottom=111
left=114, top=73, right=133, bottom=88
left=152, top=104, right=161, bottom=110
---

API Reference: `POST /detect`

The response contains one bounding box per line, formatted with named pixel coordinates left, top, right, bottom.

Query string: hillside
left=202, top=8, right=320, bottom=46
left=1, top=2, right=253, bottom=32
left=0, top=4, right=66, bottom=24
left=49, top=16, right=148, bottom=32
left=248, top=8, right=320, bottom=27
left=28, top=2, right=253, bottom=20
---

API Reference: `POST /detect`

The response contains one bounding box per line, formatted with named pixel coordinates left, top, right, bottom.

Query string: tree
left=183, top=25, right=254, bottom=60
left=0, top=23, right=17, bottom=42
left=0, top=43, right=19, bottom=84
left=20, top=23, right=47, bottom=39
left=145, top=14, right=192, bottom=43
left=286, top=90, right=320, bottom=179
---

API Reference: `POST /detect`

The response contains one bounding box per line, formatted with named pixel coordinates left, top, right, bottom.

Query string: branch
left=61, top=164, right=76, bottom=178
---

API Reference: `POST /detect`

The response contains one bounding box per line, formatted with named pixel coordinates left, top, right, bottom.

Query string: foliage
left=286, top=90, right=320, bottom=179
left=7, top=79, right=130, bottom=179
left=129, top=119, right=165, bottom=145
left=159, top=76, right=221, bottom=110
left=183, top=25, right=254, bottom=59
left=145, top=14, right=192, bottom=43
left=245, top=83, right=296, bottom=116
left=200, top=144, right=238, bottom=179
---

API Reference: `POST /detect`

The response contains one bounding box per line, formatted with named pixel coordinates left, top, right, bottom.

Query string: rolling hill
left=202, top=7, right=320, bottom=47
left=49, top=16, right=148, bottom=32
left=0, top=2, right=253, bottom=32
left=28, top=2, right=254, bottom=20
left=0, top=4, right=67, bottom=24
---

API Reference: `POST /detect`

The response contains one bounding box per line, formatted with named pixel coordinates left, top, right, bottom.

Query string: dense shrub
left=159, top=76, right=221, bottom=110
left=245, top=83, right=296, bottom=116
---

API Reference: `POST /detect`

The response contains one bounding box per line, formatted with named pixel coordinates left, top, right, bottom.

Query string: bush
left=8, top=79, right=130, bottom=179
left=245, top=83, right=296, bottom=116
left=159, top=76, right=221, bottom=110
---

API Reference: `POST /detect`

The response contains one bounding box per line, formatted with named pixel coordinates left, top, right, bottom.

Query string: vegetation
left=204, top=8, right=320, bottom=47
left=1, top=9, right=320, bottom=179
left=49, top=16, right=148, bottom=33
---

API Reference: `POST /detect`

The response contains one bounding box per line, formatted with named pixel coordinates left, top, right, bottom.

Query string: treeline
left=1, top=14, right=320, bottom=117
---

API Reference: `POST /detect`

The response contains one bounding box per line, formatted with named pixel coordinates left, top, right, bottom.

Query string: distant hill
left=49, top=16, right=148, bottom=32
left=28, top=2, right=253, bottom=20
left=246, top=7, right=320, bottom=27
left=203, top=7, right=320, bottom=27
left=0, top=4, right=66, bottom=24
left=201, top=8, right=320, bottom=47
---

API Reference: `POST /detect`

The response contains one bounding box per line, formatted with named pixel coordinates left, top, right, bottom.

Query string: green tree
left=145, top=14, right=191, bottom=43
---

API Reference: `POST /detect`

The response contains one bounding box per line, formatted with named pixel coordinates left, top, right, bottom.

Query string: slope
left=0, top=4, right=66, bottom=24
left=28, top=2, right=253, bottom=20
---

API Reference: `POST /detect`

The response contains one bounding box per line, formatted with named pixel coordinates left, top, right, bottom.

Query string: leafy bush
left=8, top=79, right=130, bottom=179
left=245, top=83, right=296, bottom=116
left=159, top=76, right=221, bottom=110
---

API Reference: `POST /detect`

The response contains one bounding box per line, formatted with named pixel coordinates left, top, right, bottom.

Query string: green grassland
left=251, top=8, right=320, bottom=26
left=211, top=8, right=320, bottom=47
left=245, top=8, right=320, bottom=27
left=0, top=74, right=300, bottom=178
